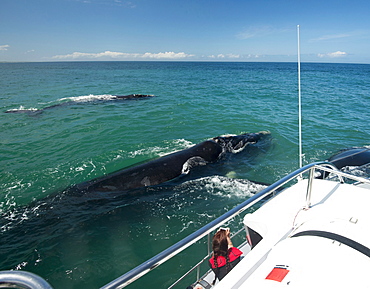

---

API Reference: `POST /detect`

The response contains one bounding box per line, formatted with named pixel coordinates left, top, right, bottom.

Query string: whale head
left=212, top=131, right=270, bottom=153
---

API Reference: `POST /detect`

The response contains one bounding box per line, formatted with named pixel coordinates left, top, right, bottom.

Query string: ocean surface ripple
left=0, top=61, right=369, bottom=288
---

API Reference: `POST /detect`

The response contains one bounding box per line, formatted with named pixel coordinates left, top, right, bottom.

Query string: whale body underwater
left=72, top=131, right=270, bottom=193
left=4, top=94, right=154, bottom=114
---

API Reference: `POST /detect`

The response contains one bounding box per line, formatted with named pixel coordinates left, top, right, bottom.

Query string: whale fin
left=181, top=156, right=207, bottom=175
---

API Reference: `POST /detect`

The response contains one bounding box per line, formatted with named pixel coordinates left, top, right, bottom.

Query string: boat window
left=246, top=226, right=263, bottom=248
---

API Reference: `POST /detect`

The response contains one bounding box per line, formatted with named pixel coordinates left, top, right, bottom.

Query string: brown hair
left=212, top=229, right=230, bottom=270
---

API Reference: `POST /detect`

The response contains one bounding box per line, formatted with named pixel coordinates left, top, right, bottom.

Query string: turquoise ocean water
left=0, top=61, right=369, bottom=288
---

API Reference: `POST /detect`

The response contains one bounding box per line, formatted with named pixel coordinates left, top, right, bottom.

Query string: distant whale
left=4, top=94, right=154, bottom=114
left=72, top=131, right=270, bottom=193
left=114, top=94, right=153, bottom=100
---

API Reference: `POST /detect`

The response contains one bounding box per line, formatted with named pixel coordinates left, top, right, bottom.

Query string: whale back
left=329, top=148, right=370, bottom=169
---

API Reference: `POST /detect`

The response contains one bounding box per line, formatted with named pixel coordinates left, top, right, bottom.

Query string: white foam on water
left=158, top=139, right=195, bottom=157
left=171, top=138, right=194, bottom=149
left=14, top=261, right=28, bottom=270
left=203, top=176, right=266, bottom=198
left=179, top=221, right=195, bottom=233
left=0, top=202, right=43, bottom=232
left=127, top=147, right=163, bottom=158
left=59, top=94, right=117, bottom=102
left=181, top=176, right=266, bottom=199
left=121, top=139, right=194, bottom=160
left=341, top=164, right=370, bottom=178
left=5, top=105, right=39, bottom=112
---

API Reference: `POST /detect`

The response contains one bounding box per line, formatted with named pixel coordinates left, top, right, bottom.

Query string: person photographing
left=209, top=227, right=243, bottom=283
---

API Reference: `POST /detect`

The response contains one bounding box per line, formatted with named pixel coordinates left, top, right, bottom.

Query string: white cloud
left=237, top=26, right=270, bottom=39
left=207, top=54, right=240, bottom=59
left=317, top=51, right=348, bottom=58
left=226, top=54, right=240, bottom=59
left=141, top=52, right=194, bottom=59
left=311, top=34, right=351, bottom=42
left=246, top=54, right=261, bottom=59
left=52, top=50, right=194, bottom=60
left=237, top=26, right=286, bottom=40
left=0, top=45, right=10, bottom=51
left=52, top=51, right=133, bottom=59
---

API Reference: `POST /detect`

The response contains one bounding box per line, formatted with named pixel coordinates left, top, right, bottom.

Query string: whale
left=0, top=131, right=270, bottom=232
left=0, top=131, right=270, bottom=278
left=316, top=147, right=370, bottom=179
left=72, top=131, right=270, bottom=193
left=4, top=94, right=154, bottom=114
left=115, top=94, right=153, bottom=100
left=328, top=147, right=370, bottom=169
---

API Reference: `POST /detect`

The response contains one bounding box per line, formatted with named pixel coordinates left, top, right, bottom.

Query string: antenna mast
left=297, top=25, right=303, bottom=168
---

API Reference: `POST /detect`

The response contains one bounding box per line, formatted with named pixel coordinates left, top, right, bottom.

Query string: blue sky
left=1, top=0, right=370, bottom=63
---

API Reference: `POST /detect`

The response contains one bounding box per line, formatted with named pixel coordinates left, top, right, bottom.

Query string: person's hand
left=226, top=229, right=233, bottom=247
left=225, top=228, right=230, bottom=237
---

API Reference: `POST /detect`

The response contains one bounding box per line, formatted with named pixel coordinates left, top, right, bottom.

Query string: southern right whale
left=0, top=131, right=270, bottom=236
left=0, top=132, right=270, bottom=280
left=73, top=131, right=270, bottom=193
left=4, top=94, right=154, bottom=114
left=315, top=147, right=370, bottom=179
left=328, top=147, right=370, bottom=169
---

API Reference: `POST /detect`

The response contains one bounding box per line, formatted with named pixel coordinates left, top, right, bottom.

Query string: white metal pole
left=297, top=25, right=303, bottom=168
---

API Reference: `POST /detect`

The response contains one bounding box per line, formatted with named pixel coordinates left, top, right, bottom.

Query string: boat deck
left=214, top=178, right=370, bottom=288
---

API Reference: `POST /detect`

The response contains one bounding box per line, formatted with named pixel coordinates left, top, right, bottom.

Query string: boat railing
left=2, top=162, right=369, bottom=289
left=305, top=162, right=370, bottom=209
left=100, top=161, right=370, bottom=289
left=0, top=270, right=53, bottom=289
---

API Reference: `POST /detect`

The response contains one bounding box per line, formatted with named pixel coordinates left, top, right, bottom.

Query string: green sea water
left=0, top=61, right=369, bottom=288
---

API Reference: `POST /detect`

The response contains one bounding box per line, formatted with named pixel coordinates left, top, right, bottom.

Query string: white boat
left=1, top=152, right=369, bottom=289
left=218, top=164, right=370, bottom=289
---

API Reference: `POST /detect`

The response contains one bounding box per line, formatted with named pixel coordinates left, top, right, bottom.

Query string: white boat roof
left=215, top=178, right=370, bottom=288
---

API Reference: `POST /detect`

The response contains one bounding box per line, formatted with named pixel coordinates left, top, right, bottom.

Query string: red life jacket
left=209, top=247, right=243, bottom=268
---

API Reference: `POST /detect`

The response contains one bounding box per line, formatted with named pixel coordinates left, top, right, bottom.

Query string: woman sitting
left=209, top=227, right=243, bottom=283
